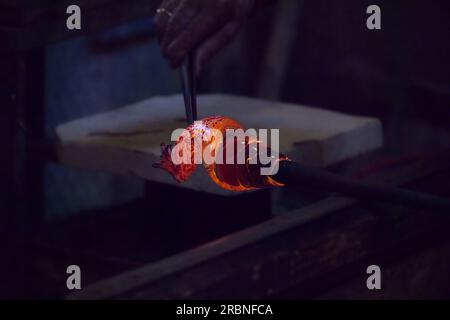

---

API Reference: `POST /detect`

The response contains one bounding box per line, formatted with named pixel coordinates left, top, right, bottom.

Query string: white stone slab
left=56, top=94, right=382, bottom=195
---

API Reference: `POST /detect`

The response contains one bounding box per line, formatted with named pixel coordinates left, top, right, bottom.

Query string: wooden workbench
left=60, top=148, right=449, bottom=299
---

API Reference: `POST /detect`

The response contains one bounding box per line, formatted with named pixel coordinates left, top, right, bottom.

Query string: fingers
left=154, top=0, right=180, bottom=43
left=160, top=0, right=202, bottom=55
left=156, top=0, right=252, bottom=70
left=164, top=9, right=232, bottom=68
left=194, top=20, right=242, bottom=76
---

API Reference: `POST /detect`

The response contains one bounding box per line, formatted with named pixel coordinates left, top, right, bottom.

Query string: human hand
left=154, top=0, right=255, bottom=75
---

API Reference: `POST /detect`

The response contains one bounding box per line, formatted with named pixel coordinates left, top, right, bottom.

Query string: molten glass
left=153, top=116, right=288, bottom=191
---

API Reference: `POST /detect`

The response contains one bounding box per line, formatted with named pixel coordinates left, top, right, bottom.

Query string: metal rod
left=275, top=160, right=450, bottom=212
left=180, top=52, right=197, bottom=124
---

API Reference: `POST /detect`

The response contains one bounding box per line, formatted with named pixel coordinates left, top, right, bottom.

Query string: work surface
left=56, top=94, right=382, bottom=195
left=2, top=144, right=449, bottom=299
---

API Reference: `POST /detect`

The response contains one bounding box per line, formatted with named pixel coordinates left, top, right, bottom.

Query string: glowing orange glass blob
left=153, top=116, right=288, bottom=191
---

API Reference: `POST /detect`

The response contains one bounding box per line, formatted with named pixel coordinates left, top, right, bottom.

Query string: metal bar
left=275, top=160, right=450, bottom=212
